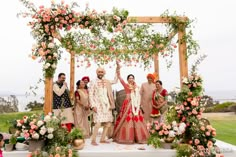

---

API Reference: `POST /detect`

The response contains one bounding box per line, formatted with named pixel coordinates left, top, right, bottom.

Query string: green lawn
left=209, top=119, right=236, bottom=145
left=0, top=112, right=236, bottom=146
left=0, top=111, right=42, bottom=132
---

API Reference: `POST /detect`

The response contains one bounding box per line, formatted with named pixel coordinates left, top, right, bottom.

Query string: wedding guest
left=53, top=73, right=74, bottom=132
left=89, top=67, right=118, bottom=145
left=140, top=73, right=156, bottom=123
left=113, top=61, right=149, bottom=144
left=81, top=76, right=90, bottom=89
left=74, top=80, right=90, bottom=138
left=151, top=80, right=168, bottom=123
left=0, top=133, right=4, bottom=157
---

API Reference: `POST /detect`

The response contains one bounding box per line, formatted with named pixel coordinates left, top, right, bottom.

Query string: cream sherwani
left=89, top=76, right=117, bottom=142
left=89, top=77, right=117, bottom=123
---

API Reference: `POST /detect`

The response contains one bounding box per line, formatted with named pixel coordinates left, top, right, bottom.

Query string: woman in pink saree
left=113, top=62, right=149, bottom=144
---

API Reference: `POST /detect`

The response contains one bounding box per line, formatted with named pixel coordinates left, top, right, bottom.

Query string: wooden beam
left=128, top=16, right=188, bottom=23
left=153, top=54, right=159, bottom=80
left=44, top=77, right=53, bottom=114
left=70, top=51, right=75, bottom=101
left=178, top=26, right=188, bottom=88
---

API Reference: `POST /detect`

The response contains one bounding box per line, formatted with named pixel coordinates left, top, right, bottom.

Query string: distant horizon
left=0, top=89, right=235, bottom=99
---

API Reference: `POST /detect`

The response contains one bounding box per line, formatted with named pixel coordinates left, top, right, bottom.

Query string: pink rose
left=194, top=139, right=200, bottom=145
left=205, top=131, right=211, bottom=136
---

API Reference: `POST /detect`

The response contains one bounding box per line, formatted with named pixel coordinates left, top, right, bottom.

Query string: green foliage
left=69, top=128, right=84, bottom=141
left=147, top=134, right=161, bottom=148
left=9, top=135, right=17, bottom=144
left=166, top=106, right=179, bottom=123
left=161, top=10, right=200, bottom=59
left=25, top=100, right=44, bottom=111
left=176, top=144, right=192, bottom=157
left=19, top=0, right=201, bottom=77
left=229, top=104, right=236, bottom=113
left=45, top=128, right=70, bottom=151
left=207, top=102, right=236, bottom=112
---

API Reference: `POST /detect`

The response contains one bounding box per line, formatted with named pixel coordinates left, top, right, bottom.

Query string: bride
left=112, top=61, right=150, bottom=144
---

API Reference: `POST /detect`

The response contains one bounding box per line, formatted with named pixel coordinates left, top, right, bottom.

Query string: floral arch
left=19, top=0, right=198, bottom=114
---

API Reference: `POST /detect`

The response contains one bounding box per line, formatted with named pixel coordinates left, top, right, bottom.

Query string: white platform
left=3, top=138, right=236, bottom=157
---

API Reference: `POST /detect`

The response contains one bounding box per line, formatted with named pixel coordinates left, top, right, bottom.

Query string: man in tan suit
left=140, top=73, right=156, bottom=123
left=89, top=67, right=118, bottom=145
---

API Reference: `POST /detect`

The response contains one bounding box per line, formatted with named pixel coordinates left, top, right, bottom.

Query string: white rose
left=46, top=63, right=51, bottom=67
left=172, top=121, right=177, bottom=127
left=51, top=63, right=57, bottom=69
left=43, top=65, right=49, bottom=69
left=44, top=115, right=51, bottom=122
left=17, top=123, right=22, bottom=127
left=132, top=37, right=137, bottom=42
left=53, top=53, right=58, bottom=58
left=40, top=128, right=47, bottom=135
left=189, top=75, right=194, bottom=81
left=37, top=120, right=44, bottom=127
left=52, top=116, right=58, bottom=120
left=48, top=43, right=55, bottom=48
left=182, top=77, right=188, bottom=83
left=168, top=130, right=175, bottom=138
left=116, top=16, right=121, bottom=21
left=100, top=20, right=105, bottom=24
left=173, top=126, right=178, bottom=131
left=32, top=133, right=40, bottom=140
left=178, top=126, right=185, bottom=133
left=47, top=128, right=54, bottom=134
left=179, top=122, right=186, bottom=128
left=47, top=134, right=54, bottom=139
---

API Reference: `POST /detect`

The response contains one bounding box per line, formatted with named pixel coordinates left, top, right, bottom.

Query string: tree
left=0, top=95, right=19, bottom=113
left=25, top=100, right=43, bottom=111
left=201, top=95, right=214, bottom=107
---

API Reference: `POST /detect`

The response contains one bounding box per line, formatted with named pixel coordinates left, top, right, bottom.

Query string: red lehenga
left=112, top=78, right=150, bottom=144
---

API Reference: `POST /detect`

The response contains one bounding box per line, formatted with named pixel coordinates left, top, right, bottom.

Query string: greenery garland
left=18, top=0, right=200, bottom=78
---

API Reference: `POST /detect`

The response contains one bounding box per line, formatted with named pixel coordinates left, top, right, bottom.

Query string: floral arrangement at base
left=28, top=145, right=78, bottom=157
left=12, top=112, right=80, bottom=157
left=14, top=112, right=60, bottom=141
left=148, top=61, right=224, bottom=156
left=147, top=120, right=186, bottom=148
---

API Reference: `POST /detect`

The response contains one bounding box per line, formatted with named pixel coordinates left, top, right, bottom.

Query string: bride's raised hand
left=116, top=60, right=121, bottom=70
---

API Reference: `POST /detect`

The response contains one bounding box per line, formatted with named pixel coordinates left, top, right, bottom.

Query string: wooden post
left=153, top=53, right=160, bottom=80
left=178, top=26, right=188, bottom=88
left=44, top=77, right=53, bottom=114
left=70, top=51, right=75, bottom=101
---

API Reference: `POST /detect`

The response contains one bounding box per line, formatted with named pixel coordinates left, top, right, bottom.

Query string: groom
left=89, top=67, right=118, bottom=145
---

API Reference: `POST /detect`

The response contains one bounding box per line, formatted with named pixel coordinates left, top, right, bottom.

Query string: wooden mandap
left=44, top=16, right=188, bottom=114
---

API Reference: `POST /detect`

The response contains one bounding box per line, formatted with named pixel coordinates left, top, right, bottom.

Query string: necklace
left=130, top=86, right=141, bottom=116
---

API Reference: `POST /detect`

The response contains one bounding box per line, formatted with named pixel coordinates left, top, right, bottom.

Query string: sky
left=0, top=0, right=236, bottom=97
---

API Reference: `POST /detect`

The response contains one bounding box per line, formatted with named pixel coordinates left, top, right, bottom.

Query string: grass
left=210, top=120, right=236, bottom=145
left=203, top=112, right=236, bottom=146
left=0, top=111, right=236, bottom=146
left=0, top=111, right=43, bottom=133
